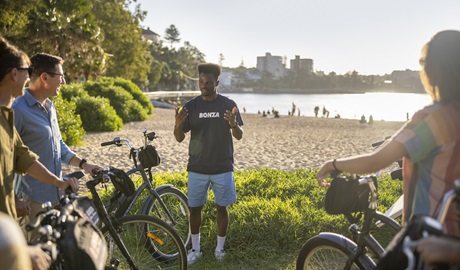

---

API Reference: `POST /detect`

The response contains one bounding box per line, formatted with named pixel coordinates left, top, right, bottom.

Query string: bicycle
left=100, top=130, right=191, bottom=250
left=29, top=169, right=187, bottom=270
left=378, top=179, right=460, bottom=270
left=296, top=173, right=401, bottom=270
left=27, top=171, right=107, bottom=270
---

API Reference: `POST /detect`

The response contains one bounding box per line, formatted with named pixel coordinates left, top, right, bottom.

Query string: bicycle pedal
left=109, top=258, right=120, bottom=268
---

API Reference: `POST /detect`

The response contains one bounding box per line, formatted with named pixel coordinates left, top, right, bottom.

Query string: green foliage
left=98, top=168, right=401, bottom=269
left=59, top=83, right=89, bottom=101
left=75, top=95, right=122, bottom=131
left=1, top=0, right=105, bottom=79
left=84, top=79, right=149, bottom=122
left=92, top=0, right=152, bottom=86
left=51, top=94, right=85, bottom=146
left=106, top=77, right=154, bottom=115
left=148, top=38, right=205, bottom=91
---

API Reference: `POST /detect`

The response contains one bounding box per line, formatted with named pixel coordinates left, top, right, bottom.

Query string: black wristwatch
left=79, top=158, right=87, bottom=169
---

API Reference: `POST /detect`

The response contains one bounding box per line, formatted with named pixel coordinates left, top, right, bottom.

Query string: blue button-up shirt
left=12, top=90, right=76, bottom=204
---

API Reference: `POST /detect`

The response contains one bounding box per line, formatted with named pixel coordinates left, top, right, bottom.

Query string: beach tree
left=0, top=0, right=105, bottom=81
left=164, top=24, right=181, bottom=48
left=219, top=53, right=225, bottom=66
left=92, top=0, right=152, bottom=87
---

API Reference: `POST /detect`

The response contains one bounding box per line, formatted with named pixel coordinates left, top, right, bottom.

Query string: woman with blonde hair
left=317, top=30, right=460, bottom=237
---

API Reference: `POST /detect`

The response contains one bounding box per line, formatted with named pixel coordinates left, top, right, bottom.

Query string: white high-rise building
left=256, top=52, right=286, bottom=79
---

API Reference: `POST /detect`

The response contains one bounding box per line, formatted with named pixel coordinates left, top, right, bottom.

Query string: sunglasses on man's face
left=16, top=67, right=34, bottom=77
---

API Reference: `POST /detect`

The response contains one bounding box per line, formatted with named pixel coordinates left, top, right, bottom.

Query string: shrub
left=59, top=83, right=89, bottom=101
left=84, top=80, right=148, bottom=122
left=51, top=94, right=85, bottom=145
left=75, top=95, right=123, bottom=131
left=112, top=77, right=153, bottom=115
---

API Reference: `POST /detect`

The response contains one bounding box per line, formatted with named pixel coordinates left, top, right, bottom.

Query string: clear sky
left=135, top=0, right=460, bottom=75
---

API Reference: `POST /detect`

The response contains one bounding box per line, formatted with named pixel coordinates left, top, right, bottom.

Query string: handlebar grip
left=391, top=169, right=403, bottom=181
left=26, top=211, right=47, bottom=231
left=62, top=171, right=85, bottom=180
left=101, top=141, right=116, bottom=146
left=371, top=136, right=391, bottom=148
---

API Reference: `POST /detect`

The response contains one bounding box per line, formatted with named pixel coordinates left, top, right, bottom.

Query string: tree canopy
left=0, top=0, right=206, bottom=91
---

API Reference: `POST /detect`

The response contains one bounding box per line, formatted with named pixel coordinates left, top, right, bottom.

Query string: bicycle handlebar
left=371, top=136, right=391, bottom=148
left=100, top=131, right=159, bottom=149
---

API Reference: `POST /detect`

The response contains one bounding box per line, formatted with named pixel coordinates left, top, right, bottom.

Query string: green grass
left=97, top=168, right=402, bottom=270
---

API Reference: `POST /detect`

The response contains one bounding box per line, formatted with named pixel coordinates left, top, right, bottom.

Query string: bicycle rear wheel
left=142, top=186, right=191, bottom=249
left=297, top=236, right=363, bottom=270
left=101, top=215, right=187, bottom=270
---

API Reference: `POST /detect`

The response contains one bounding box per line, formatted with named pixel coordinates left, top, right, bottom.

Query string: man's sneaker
left=187, top=249, right=203, bottom=265
left=214, top=249, right=226, bottom=261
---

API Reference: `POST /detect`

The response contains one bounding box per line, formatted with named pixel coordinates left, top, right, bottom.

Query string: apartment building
left=256, top=52, right=287, bottom=79
left=290, top=55, right=314, bottom=75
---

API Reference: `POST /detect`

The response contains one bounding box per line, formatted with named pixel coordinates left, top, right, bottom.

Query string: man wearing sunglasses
left=12, top=53, right=101, bottom=241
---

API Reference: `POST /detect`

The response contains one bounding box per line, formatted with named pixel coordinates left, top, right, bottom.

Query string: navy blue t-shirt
left=182, top=94, right=243, bottom=174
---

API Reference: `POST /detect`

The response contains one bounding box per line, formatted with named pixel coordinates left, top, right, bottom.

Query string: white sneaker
left=187, top=249, right=203, bottom=265
left=214, top=249, right=226, bottom=261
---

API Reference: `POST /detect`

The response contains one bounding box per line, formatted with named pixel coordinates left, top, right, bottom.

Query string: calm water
left=223, top=92, right=432, bottom=122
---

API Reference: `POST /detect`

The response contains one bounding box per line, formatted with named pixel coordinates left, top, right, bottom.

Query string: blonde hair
left=420, top=30, right=460, bottom=103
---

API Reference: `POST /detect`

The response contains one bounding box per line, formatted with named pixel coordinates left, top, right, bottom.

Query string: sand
left=64, top=107, right=404, bottom=188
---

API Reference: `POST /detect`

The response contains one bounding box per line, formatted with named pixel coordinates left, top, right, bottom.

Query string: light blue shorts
left=187, top=171, right=236, bottom=207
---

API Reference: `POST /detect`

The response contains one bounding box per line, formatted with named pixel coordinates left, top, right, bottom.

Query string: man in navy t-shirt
left=174, top=63, right=243, bottom=265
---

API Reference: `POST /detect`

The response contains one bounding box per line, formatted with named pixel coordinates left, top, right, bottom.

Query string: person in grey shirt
left=12, top=53, right=100, bottom=241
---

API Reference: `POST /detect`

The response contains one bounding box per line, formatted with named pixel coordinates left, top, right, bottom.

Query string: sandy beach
left=64, top=107, right=405, bottom=187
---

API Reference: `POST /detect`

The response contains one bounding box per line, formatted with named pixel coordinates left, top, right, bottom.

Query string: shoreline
left=65, top=108, right=405, bottom=189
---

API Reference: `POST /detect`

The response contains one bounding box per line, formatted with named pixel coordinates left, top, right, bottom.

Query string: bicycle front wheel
left=297, top=235, right=363, bottom=270
left=142, top=186, right=191, bottom=249
left=101, top=215, right=187, bottom=270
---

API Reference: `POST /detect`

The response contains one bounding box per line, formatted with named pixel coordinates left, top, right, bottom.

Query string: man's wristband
left=230, top=123, right=238, bottom=128
left=79, top=158, right=87, bottom=169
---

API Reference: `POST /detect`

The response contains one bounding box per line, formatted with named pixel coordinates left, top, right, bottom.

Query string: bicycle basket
left=108, top=167, right=135, bottom=197
left=138, top=145, right=161, bottom=168
left=324, top=175, right=373, bottom=215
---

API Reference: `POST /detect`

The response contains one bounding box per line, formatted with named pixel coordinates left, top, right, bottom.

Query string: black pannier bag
left=138, top=145, right=161, bottom=168
left=324, top=175, right=373, bottom=215
left=58, top=215, right=107, bottom=270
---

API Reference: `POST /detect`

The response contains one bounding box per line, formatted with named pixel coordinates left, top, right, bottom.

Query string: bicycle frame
left=107, top=165, right=175, bottom=222
left=86, top=172, right=138, bottom=269
left=102, top=131, right=179, bottom=225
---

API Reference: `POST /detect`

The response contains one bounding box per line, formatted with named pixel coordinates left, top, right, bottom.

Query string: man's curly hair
left=198, top=63, right=221, bottom=79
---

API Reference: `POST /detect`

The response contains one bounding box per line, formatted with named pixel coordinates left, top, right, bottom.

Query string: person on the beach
left=174, top=63, right=244, bottom=264
left=314, top=106, right=319, bottom=117
left=1, top=36, right=78, bottom=270
left=12, top=53, right=100, bottom=241
left=317, top=30, right=460, bottom=237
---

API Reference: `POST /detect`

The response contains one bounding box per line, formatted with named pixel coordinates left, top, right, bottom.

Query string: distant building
left=256, top=52, right=286, bottom=79
left=142, top=27, right=160, bottom=44
left=290, top=55, right=314, bottom=75
left=391, top=69, right=424, bottom=92
left=219, top=68, right=233, bottom=87
left=246, top=68, right=262, bottom=81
